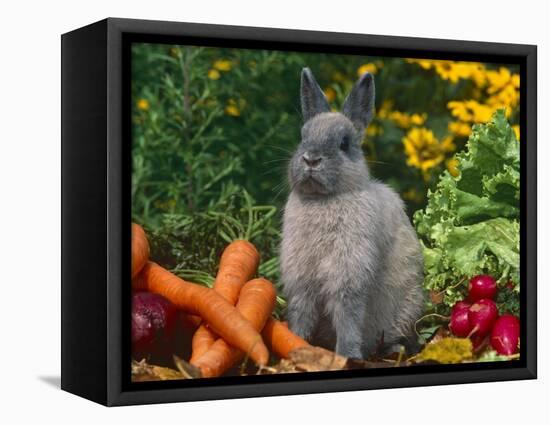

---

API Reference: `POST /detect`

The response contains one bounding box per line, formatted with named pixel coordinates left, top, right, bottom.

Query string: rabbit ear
left=301, top=68, right=331, bottom=122
left=342, top=72, right=375, bottom=130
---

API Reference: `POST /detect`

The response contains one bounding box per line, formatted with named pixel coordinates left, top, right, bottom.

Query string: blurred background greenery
left=131, top=42, right=520, bottom=315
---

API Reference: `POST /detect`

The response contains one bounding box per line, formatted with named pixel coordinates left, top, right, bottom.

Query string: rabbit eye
left=340, top=135, right=350, bottom=152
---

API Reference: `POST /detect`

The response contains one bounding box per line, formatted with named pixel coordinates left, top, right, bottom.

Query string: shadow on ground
left=38, top=376, right=61, bottom=389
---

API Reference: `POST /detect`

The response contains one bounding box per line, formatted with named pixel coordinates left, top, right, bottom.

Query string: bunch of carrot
left=131, top=223, right=309, bottom=377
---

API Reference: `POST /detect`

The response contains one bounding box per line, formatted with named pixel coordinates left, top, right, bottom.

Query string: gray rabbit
left=280, top=68, right=424, bottom=359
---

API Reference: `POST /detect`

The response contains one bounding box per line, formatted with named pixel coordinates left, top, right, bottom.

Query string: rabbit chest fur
left=280, top=68, right=424, bottom=359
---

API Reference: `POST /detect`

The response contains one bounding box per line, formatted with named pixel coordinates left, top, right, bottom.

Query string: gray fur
left=301, top=67, right=331, bottom=122
left=342, top=71, right=375, bottom=131
left=280, top=68, right=424, bottom=359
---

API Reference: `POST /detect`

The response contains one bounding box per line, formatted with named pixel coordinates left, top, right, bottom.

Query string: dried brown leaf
left=429, top=290, right=444, bottom=305
left=131, top=359, right=191, bottom=382
left=288, top=346, right=348, bottom=372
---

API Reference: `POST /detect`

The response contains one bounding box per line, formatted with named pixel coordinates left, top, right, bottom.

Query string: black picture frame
left=61, top=17, right=537, bottom=406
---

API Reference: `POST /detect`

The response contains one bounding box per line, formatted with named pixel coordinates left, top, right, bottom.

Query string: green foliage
left=142, top=182, right=287, bottom=316
left=414, top=110, right=520, bottom=315
left=477, top=349, right=519, bottom=362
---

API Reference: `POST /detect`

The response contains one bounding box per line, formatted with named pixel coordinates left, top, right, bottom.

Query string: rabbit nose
left=302, top=153, right=322, bottom=168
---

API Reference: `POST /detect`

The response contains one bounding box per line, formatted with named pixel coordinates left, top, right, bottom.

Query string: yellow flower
left=472, top=67, right=520, bottom=113
left=402, top=127, right=455, bottom=180
left=323, top=87, right=336, bottom=103
left=402, top=187, right=423, bottom=203
left=388, top=111, right=409, bottom=128
left=225, top=104, right=240, bottom=116
left=513, top=125, right=520, bottom=141
left=486, top=67, right=512, bottom=94
left=452, top=62, right=487, bottom=87
left=448, top=120, right=472, bottom=137
left=409, top=59, right=468, bottom=83
left=469, top=64, right=488, bottom=88
left=213, top=59, right=232, bottom=72
left=387, top=110, right=426, bottom=129
left=434, top=61, right=461, bottom=83
left=225, top=105, right=241, bottom=117
left=487, top=84, right=519, bottom=110
left=224, top=98, right=246, bottom=117
left=410, top=59, right=519, bottom=124
left=137, top=98, right=150, bottom=111
left=468, top=100, right=494, bottom=122
left=446, top=158, right=460, bottom=177
left=447, top=100, right=471, bottom=121
left=375, top=98, right=426, bottom=129
left=406, top=58, right=433, bottom=70
left=376, top=100, right=394, bottom=119
left=357, top=63, right=378, bottom=76
left=410, top=113, right=427, bottom=126
left=447, top=100, right=495, bottom=123
left=408, top=58, right=488, bottom=87
left=440, top=135, right=455, bottom=150
left=208, top=69, right=221, bottom=80
left=366, top=123, right=383, bottom=137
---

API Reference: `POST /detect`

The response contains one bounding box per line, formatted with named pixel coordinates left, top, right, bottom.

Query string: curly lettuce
left=414, top=110, right=520, bottom=311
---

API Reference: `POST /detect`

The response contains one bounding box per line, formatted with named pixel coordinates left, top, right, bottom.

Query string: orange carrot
left=192, top=278, right=276, bottom=378
left=261, top=317, right=310, bottom=359
left=131, top=223, right=150, bottom=279
left=133, top=262, right=269, bottom=366
left=213, top=240, right=260, bottom=304
left=190, top=325, right=218, bottom=363
left=190, top=240, right=260, bottom=362
left=180, top=313, right=202, bottom=330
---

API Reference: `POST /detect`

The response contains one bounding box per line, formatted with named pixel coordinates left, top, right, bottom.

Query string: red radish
left=468, top=299, right=498, bottom=337
left=490, top=314, right=520, bottom=355
left=468, top=275, right=497, bottom=301
left=132, top=291, right=177, bottom=361
left=449, top=301, right=472, bottom=337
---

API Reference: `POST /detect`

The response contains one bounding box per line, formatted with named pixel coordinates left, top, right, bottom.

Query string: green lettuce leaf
left=414, top=110, right=520, bottom=312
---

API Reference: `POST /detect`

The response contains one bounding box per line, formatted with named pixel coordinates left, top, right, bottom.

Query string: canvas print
left=130, top=43, right=521, bottom=382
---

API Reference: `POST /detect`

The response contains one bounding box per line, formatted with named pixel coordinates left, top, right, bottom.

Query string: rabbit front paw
left=287, top=303, right=319, bottom=342
left=335, top=337, right=363, bottom=359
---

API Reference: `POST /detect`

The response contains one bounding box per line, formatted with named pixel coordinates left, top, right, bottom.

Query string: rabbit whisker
left=262, top=158, right=290, bottom=165
left=266, top=144, right=294, bottom=155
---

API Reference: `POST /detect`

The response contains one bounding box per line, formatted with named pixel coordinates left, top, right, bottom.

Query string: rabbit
left=280, top=68, right=424, bottom=359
